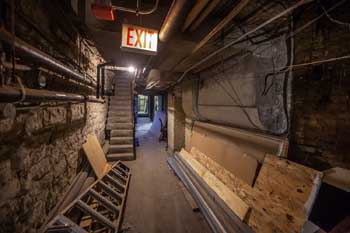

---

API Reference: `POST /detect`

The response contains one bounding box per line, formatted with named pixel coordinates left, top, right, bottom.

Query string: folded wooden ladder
left=45, top=161, right=131, bottom=233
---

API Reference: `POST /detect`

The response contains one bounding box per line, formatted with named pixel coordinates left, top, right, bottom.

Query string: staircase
left=106, top=77, right=135, bottom=161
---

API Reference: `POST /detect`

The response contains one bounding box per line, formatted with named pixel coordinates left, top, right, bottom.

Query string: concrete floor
left=121, top=118, right=211, bottom=233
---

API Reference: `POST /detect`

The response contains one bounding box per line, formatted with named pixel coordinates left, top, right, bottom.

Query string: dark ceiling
left=74, top=0, right=295, bottom=92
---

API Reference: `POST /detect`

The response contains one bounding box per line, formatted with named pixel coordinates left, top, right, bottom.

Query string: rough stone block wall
left=290, top=1, right=350, bottom=170
left=0, top=102, right=107, bottom=232
left=0, top=1, right=108, bottom=232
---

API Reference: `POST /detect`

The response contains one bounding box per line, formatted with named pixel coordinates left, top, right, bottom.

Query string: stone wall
left=0, top=102, right=107, bottom=233
left=290, top=1, right=350, bottom=170
left=0, top=1, right=108, bottom=232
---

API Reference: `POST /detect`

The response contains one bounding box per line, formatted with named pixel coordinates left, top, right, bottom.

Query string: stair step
left=107, top=153, right=134, bottom=161
left=108, top=112, right=132, bottom=117
left=111, top=130, right=133, bottom=137
left=107, top=123, right=133, bottom=130
left=108, top=144, right=133, bottom=153
left=110, top=137, right=133, bottom=145
left=114, top=84, right=131, bottom=89
left=114, top=94, right=130, bottom=98
left=115, top=86, right=130, bottom=91
left=108, top=116, right=132, bottom=123
left=109, top=105, right=131, bottom=109
left=109, top=101, right=129, bottom=106
left=109, top=108, right=131, bottom=113
left=110, top=97, right=132, bottom=101
left=115, top=79, right=131, bottom=83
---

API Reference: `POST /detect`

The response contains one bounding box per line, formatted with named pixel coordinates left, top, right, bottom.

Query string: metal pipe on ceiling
left=182, top=0, right=210, bottom=32
left=112, top=0, right=159, bottom=15
left=191, top=0, right=251, bottom=54
left=159, top=0, right=192, bottom=42
left=189, top=0, right=221, bottom=32
left=0, top=27, right=96, bottom=88
left=170, top=0, right=313, bottom=87
left=0, top=86, right=104, bottom=103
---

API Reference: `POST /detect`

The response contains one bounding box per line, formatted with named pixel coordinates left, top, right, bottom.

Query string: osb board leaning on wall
left=190, top=147, right=322, bottom=233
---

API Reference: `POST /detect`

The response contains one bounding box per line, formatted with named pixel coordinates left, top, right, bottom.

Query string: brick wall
left=290, top=1, right=350, bottom=170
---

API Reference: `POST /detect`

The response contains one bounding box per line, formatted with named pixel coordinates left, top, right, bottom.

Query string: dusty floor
left=121, top=118, right=211, bottom=233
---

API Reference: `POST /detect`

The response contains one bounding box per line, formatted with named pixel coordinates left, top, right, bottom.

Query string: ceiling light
left=128, top=66, right=135, bottom=73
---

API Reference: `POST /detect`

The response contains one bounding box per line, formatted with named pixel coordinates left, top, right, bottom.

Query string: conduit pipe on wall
left=0, top=27, right=96, bottom=88
left=0, top=86, right=105, bottom=103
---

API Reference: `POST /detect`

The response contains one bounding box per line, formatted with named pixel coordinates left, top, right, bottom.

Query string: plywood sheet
left=190, top=127, right=258, bottom=186
left=179, top=148, right=250, bottom=221
left=189, top=147, right=322, bottom=233
left=83, top=133, right=110, bottom=179
left=250, top=154, right=322, bottom=233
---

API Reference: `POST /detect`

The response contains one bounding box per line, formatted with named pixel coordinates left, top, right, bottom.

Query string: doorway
left=137, top=95, right=149, bottom=117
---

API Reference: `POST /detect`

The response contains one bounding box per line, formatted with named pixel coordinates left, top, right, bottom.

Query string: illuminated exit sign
left=121, top=24, right=158, bottom=55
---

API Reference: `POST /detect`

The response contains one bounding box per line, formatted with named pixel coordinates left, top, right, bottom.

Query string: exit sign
left=121, top=24, right=158, bottom=55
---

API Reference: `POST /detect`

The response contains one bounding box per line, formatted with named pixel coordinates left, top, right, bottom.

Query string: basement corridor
left=122, top=118, right=210, bottom=233
left=1, top=0, right=350, bottom=232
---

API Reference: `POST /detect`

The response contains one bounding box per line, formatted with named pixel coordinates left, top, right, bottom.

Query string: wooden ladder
left=45, top=161, right=131, bottom=233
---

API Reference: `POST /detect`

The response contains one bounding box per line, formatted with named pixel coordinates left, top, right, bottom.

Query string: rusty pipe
left=159, top=0, right=193, bottom=42
left=0, top=27, right=96, bottom=88
left=0, top=86, right=104, bottom=103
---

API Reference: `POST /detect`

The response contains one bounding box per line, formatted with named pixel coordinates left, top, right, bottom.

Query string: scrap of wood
left=179, top=148, right=250, bottom=221
left=323, top=167, right=350, bottom=192
left=178, top=181, right=199, bottom=212
left=83, top=133, right=111, bottom=179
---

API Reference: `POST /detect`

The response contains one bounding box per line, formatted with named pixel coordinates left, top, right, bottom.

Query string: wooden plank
left=192, top=0, right=251, bottom=54
left=83, top=133, right=111, bottom=179
left=187, top=146, right=322, bottom=233
left=178, top=181, right=199, bottom=211
left=179, top=148, right=250, bottom=221
left=323, top=167, right=350, bottom=192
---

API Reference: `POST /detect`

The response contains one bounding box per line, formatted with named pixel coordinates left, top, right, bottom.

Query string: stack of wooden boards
left=168, top=147, right=322, bottom=233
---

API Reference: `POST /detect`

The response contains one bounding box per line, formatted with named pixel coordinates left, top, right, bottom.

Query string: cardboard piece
left=190, top=128, right=259, bottom=186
